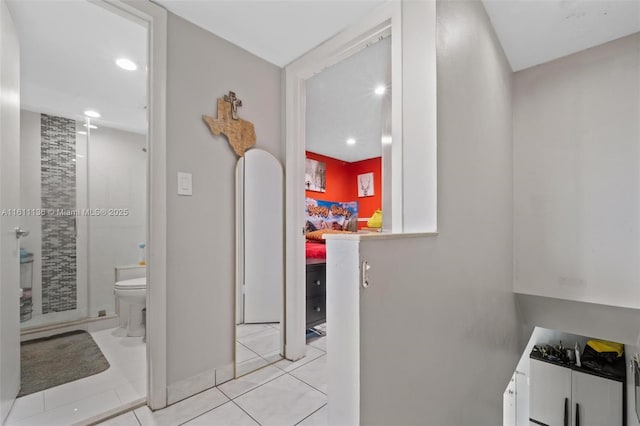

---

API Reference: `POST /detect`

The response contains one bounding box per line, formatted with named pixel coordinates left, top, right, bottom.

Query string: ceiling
left=306, top=36, right=390, bottom=163
left=8, top=0, right=638, bottom=139
left=154, top=0, right=385, bottom=67
left=7, top=0, right=147, bottom=134
left=482, top=0, right=640, bottom=71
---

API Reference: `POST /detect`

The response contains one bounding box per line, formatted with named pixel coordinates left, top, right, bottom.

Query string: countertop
left=530, top=349, right=626, bottom=383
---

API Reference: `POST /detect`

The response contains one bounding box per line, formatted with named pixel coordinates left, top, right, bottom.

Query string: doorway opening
left=4, top=0, right=152, bottom=423
left=303, top=31, right=391, bottom=341
left=284, top=0, right=402, bottom=365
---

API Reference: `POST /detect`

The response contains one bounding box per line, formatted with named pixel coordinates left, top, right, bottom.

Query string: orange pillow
left=306, top=229, right=351, bottom=242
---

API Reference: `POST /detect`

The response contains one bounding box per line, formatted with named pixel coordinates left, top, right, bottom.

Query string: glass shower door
left=19, top=114, right=88, bottom=328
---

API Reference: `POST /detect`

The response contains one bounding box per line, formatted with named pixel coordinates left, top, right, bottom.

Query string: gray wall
left=165, top=13, right=282, bottom=387
left=358, top=1, right=523, bottom=424
left=513, top=33, right=640, bottom=308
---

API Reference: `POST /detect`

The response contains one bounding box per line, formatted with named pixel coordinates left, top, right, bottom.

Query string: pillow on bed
left=306, top=229, right=351, bottom=242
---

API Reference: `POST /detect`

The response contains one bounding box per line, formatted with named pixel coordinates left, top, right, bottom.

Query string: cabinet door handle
left=575, top=403, right=579, bottom=426
left=315, top=280, right=321, bottom=286
left=314, top=306, right=321, bottom=312
left=564, top=397, right=569, bottom=426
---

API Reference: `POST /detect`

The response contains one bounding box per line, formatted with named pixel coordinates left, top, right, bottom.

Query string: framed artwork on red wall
left=357, top=172, right=374, bottom=197
left=305, top=158, right=326, bottom=192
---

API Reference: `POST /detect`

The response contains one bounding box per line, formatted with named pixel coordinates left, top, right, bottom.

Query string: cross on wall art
left=357, top=172, right=374, bottom=197
left=202, top=91, right=256, bottom=157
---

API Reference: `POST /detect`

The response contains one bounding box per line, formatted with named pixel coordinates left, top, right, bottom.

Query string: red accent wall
left=306, top=151, right=382, bottom=229
left=305, top=151, right=352, bottom=202
left=350, top=157, right=382, bottom=228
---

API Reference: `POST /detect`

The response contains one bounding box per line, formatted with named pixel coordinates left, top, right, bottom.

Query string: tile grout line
left=220, top=368, right=287, bottom=401
left=116, top=352, right=325, bottom=426
left=228, top=372, right=323, bottom=426
left=132, top=409, right=142, bottom=426
left=307, top=340, right=326, bottom=353
left=174, top=400, right=230, bottom=426
left=172, top=394, right=231, bottom=426
left=114, top=340, right=324, bottom=426
left=236, top=324, right=278, bottom=341
left=287, top=370, right=327, bottom=396
left=222, top=367, right=325, bottom=422
left=282, top=352, right=326, bottom=375
left=236, top=341, right=266, bottom=367
left=294, top=403, right=327, bottom=426
left=230, top=399, right=263, bottom=426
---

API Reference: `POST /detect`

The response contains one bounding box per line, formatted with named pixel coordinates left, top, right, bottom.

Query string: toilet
left=114, top=277, right=146, bottom=337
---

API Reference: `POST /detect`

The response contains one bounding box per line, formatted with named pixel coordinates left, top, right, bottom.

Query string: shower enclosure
left=19, top=113, right=147, bottom=330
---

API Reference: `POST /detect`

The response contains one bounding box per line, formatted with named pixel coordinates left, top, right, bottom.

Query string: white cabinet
left=530, top=360, right=572, bottom=425
left=571, top=370, right=623, bottom=426
left=530, top=358, right=624, bottom=426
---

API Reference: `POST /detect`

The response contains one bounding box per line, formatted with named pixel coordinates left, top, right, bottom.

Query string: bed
left=306, top=241, right=326, bottom=260
left=304, top=198, right=358, bottom=328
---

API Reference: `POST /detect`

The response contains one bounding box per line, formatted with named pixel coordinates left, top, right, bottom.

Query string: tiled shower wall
left=41, top=114, right=77, bottom=313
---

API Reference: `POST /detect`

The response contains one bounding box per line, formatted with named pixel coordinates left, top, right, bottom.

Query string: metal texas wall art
left=203, top=91, right=256, bottom=157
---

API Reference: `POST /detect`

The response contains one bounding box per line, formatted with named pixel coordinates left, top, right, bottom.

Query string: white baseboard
left=167, top=369, right=215, bottom=405
left=166, top=362, right=235, bottom=405
left=75, top=397, right=146, bottom=426
left=21, top=315, right=119, bottom=342
left=87, top=316, right=120, bottom=332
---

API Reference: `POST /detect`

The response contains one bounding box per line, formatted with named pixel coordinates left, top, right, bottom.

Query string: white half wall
left=513, top=33, right=640, bottom=308
left=346, top=1, right=523, bottom=424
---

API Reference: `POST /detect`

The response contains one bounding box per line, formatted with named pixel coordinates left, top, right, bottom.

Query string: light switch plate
left=177, top=172, right=192, bottom=196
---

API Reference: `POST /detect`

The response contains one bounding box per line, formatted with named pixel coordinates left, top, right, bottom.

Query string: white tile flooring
left=5, top=327, right=146, bottom=426
left=236, top=323, right=283, bottom=376
left=99, top=336, right=328, bottom=426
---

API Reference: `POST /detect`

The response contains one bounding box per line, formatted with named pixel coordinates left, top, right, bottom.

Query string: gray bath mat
left=19, top=330, right=110, bottom=396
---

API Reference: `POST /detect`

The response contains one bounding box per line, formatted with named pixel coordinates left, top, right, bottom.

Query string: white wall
left=165, top=13, right=282, bottom=390
left=87, top=126, right=146, bottom=316
left=354, top=1, right=523, bottom=424
left=401, top=0, right=437, bottom=233
left=514, top=33, right=640, bottom=309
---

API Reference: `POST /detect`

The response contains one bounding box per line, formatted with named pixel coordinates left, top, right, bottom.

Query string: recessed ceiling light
left=83, top=124, right=98, bottom=129
left=381, top=135, right=392, bottom=145
left=374, top=85, right=386, bottom=95
left=116, top=58, right=137, bottom=71
left=84, top=110, right=100, bottom=118
left=77, top=131, right=87, bottom=135
left=347, top=138, right=356, bottom=145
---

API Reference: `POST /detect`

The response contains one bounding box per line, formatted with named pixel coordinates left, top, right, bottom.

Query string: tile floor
left=98, top=336, right=328, bottom=426
left=236, top=323, right=283, bottom=376
left=5, top=327, right=146, bottom=426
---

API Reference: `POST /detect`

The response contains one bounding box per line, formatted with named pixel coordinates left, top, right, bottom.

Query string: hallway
left=100, top=337, right=327, bottom=426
